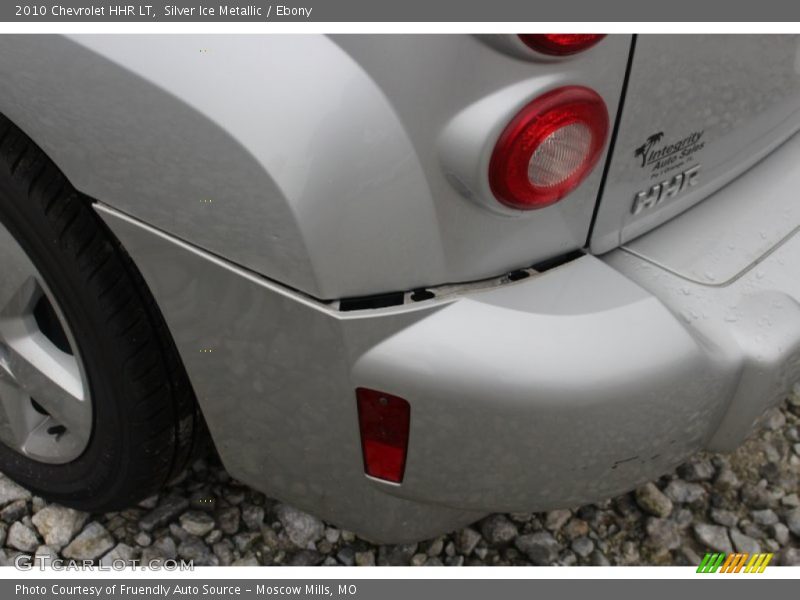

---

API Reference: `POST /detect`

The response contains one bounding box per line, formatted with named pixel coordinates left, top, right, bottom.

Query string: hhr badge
left=631, top=165, right=701, bottom=215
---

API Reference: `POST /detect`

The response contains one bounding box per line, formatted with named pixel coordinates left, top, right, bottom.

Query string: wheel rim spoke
left=0, top=370, right=41, bottom=449
left=0, top=222, right=93, bottom=463
left=0, top=330, right=91, bottom=441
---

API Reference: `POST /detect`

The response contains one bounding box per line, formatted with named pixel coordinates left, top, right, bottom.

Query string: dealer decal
left=634, top=129, right=705, bottom=176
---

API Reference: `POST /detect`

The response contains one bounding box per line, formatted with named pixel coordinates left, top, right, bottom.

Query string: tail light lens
left=519, top=34, right=606, bottom=56
left=488, top=86, right=609, bottom=210
left=356, top=388, right=410, bottom=483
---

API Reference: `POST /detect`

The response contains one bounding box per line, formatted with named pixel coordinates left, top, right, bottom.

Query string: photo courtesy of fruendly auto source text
left=0, top=0, right=799, bottom=597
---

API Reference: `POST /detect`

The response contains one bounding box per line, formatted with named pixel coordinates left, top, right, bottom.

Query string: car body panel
left=591, top=34, right=800, bottom=253
left=5, top=33, right=800, bottom=542
left=0, top=34, right=629, bottom=300
left=96, top=128, right=800, bottom=536
left=622, top=130, right=800, bottom=286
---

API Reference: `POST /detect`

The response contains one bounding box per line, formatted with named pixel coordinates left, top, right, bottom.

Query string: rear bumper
left=98, top=200, right=800, bottom=541
left=355, top=239, right=799, bottom=513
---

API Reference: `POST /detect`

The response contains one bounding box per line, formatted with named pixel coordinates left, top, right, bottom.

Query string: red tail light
left=519, top=34, right=606, bottom=56
left=356, top=388, right=410, bottom=483
left=488, top=86, right=609, bottom=211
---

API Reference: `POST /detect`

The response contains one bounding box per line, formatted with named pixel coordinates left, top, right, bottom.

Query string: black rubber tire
left=0, top=114, right=202, bottom=512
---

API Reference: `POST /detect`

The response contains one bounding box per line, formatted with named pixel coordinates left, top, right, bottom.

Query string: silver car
left=0, top=34, right=798, bottom=543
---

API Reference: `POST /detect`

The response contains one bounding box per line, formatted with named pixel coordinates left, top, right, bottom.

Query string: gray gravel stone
left=635, top=483, right=673, bottom=518
left=336, top=547, right=355, bottom=566
left=141, top=536, right=177, bottom=564
left=751, top=509, right=779, bottom=526
left=212, top=540, right=234, bottom=565
left=1, top=499, right=27, bottom=523
left=275, top=504, right=324, bottom=548
left=205, top=529, right=222, bottom=545
left=480, top=515, right=518, bottom=546
left=242, top=504, right=265, bottom=531
left=715, top=468, right=740, bottom=491
left=0, top=475, right=32, bottom=506
left=425, top=537, right=444, bottom=557
left=571, top=536, right=594, bottom=558
left=354, top=550, right=375, bottom=566
left=179, top=511, right=215, bottom=537
left=645, top=518, right=681, bottom=551
left=664, top=480, right=707, bottom=504
left=178, top=536, right=219, bottom=565
left=324, top=527, right=340, bottom=544
left=31, top=505, right=89, bottom=549
left=169, top=522, right=191, bottom=543
left=455, top=528, right=481, bottom=556
left=515, top=532, right=560, bottom=565
left=741, top=522, right=766, bottom=540
left=7, top=522, right=39, bottom=552
left=709, top=508, right=739, bottom=528
left=62, top=522, right=115, bottom=560
left=138, top=495, right=159, bottom=510
left=769, top=522, right=790, bottom=545
left=693, top=523, right=732, bottom=553
left=779, top=548, right=800, bottom=566
left=100, top=543, right=136, bottom=567
left=217, top=506, right=240, bottom=535
left=544, top=509, right=571, bottom=532
left=31, top=497, right=46, bottom=514
left=763, top=408, right=786, bottom=430
left=563, top=518, right=590, bottom=540
left=139, top=496, right=189, bottom=532
left=785, top=508, right=800, bottom=536
left=378, top=543, right=417, bottom=566
left=740, top=484, right=776, bottom=509
left=233, top=531, right=260, bottom=553
left=34, top=544, right=57, bottom=563
left=677, top=458, right=715, bottom=482
left=729, top=529, right=761, bottom=554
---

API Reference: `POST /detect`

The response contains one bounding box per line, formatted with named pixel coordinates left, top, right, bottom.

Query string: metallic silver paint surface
left=7, top=33, right=800, bottom=540
left=95, top=204, right=483, bottom=543
left=592, top=35, right=800, bottom=253
left=622, top=130, right=800, bottom=286
left=0, top=34, right=629, bottom=299
left=96, top=176, right=794, bottom=537
left=607, top=229, right=800, bottom=453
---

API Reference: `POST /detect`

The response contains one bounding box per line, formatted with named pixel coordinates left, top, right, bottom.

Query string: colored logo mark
left=697, top=552, right=773, bottom=573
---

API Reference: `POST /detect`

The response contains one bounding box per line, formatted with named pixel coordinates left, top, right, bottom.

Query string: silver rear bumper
left=96, top=195, right=800, bottom=542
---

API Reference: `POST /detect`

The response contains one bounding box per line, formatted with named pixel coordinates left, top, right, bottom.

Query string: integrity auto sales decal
left=633, top=129, right=705, bottom=177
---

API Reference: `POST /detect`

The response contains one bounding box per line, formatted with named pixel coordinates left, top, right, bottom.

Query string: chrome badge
left=631, top=165, right=701, bottom=215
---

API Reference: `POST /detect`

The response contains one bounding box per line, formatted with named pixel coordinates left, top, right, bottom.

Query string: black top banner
left=4, top=0, right=800, bottom=22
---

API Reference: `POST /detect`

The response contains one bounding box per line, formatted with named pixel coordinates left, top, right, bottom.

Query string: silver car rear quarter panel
left=96, top=158, right=799, bottom=540
left=0, top=34, right=629, bottom=299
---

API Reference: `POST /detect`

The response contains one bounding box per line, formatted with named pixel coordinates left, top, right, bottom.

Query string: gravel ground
left=1, top=397, right=799, bottom=567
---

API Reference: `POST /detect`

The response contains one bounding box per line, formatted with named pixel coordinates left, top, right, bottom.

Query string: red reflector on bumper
left=356, top=388, right=410, bottom=483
